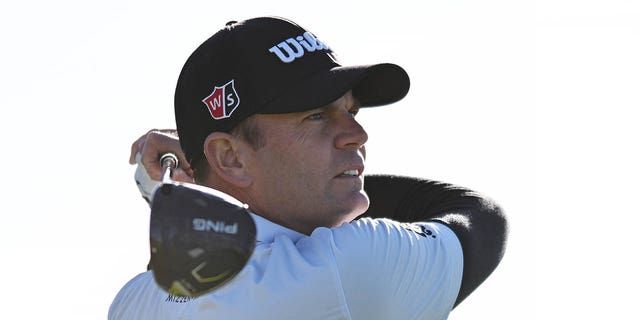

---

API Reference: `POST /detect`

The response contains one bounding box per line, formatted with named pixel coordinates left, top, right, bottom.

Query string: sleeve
left=108, top=272, right=168, bottom=320
left=362, top=174, right=492, bottom=223
left=362, top=174, right=508, bottom=306
left=328, top=218, right=463, bottom=320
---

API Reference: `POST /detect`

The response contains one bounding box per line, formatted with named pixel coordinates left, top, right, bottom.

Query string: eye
left=349, top=107, right=360, bottom=117
left=305, top=112, right=324, bottom=121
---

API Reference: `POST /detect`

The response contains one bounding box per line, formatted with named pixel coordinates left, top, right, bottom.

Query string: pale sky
left=1, top=0, right=638, bottom=318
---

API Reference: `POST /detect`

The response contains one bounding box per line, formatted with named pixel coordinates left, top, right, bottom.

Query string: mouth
left=336, top=166, right=364, bottom=178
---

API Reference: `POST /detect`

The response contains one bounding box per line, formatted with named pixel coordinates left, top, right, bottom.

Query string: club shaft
left=160, top=153, right=178, bottom=183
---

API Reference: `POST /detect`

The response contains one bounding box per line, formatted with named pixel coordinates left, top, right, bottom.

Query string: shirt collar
left=250, top=212, right=306, bottom=243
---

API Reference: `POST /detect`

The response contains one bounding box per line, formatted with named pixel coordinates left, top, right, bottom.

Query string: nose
left=334, top=113, right=368, bottom=150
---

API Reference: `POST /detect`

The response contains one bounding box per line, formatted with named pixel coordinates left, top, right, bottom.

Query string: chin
left=342, top=191, right=370, bottom=219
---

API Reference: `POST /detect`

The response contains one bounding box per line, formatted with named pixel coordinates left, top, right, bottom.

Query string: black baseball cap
left=175, top=16, right=410, bottom=164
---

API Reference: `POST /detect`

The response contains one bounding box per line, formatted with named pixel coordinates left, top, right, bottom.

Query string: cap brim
left=259, top=63, right=409, bottom=114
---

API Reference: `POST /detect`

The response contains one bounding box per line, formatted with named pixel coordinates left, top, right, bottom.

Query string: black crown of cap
left=175, top=16, right=410, bottom=165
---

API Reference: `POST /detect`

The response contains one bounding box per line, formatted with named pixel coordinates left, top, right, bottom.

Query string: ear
left=203, top=132, right=252, bottom=188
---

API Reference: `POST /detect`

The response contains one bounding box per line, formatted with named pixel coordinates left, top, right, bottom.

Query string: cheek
left=254, top=143, right=310, bottom=183
left=268, top=131, right=331, bottom=176
left=270, top=148, right=331, bottom=198
left=279, top=148, right=329, bottom=186
left=252, top=127, right=335, bottom=196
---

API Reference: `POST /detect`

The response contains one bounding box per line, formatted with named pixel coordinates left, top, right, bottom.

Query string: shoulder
left=114, top=271, right=158, bottom=296
left=322, top=217, right=463, bottom=270
left=316, top=217, right=461, bottom=250
left=108, top=271, right=169, bottom=320
left=296, top=218, right=464, bottom=319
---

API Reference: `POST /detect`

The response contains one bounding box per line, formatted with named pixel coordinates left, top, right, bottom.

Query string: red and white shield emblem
left=202, top=80, right=241, bottom=120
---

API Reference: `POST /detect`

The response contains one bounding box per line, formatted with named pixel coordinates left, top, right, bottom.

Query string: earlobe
left=203, top=132, right=252, bottom=187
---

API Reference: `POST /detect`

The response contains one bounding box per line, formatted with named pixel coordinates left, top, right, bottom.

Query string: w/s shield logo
left=202, top=80, right=240, bottom=120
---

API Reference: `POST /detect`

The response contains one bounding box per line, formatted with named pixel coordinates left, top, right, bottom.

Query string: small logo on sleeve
left=403, top=224, right=437, bottom=239
left=202, top=80, right=240, bottom=120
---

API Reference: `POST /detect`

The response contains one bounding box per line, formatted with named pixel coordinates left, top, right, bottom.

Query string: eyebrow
left=341, top=93, right=361, bottom=112
left=312, top=93, right=361, bottom=113
left=351, top=95, right=361, bottom=108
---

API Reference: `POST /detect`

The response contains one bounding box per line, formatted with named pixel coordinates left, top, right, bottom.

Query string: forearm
left=362, top=175, right=492, bottom=222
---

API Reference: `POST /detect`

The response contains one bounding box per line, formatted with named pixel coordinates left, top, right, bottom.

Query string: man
left=110, top=16, right=508, bottom=319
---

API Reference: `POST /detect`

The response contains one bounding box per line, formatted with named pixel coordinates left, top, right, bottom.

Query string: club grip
left=160, top=153, right=179, bottom=170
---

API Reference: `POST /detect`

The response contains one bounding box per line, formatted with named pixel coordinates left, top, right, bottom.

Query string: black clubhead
left=149, top=182, right=256, bottom=297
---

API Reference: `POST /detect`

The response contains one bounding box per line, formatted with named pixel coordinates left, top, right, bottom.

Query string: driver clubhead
left=149, top=181, right=256, bottom=297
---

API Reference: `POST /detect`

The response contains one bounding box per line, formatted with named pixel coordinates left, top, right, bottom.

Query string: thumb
left=172, top=168, right=195, bottom=184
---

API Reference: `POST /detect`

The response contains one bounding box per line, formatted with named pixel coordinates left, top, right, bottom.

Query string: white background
left=1, top=0, right=638, bottom=318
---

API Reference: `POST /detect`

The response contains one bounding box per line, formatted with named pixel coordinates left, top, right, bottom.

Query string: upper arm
left=362, top=174, right=509, bottom=306
left=325, top=218, right=464, bottom=319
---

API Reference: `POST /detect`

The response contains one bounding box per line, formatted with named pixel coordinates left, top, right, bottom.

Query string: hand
left=129, top=129, right=194, bottom=183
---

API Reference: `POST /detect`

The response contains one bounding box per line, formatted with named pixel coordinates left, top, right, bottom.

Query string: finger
left=142, top=130, right=180, bottom=180
left=147, top=131, right=186, bottom=177
left=172, top=168, right=195, bottom=183
left=141, top=144, right=165, bottom=181
left=174, top=150, right=191, bottom=172
left=129, top=134, right=148, bottom=164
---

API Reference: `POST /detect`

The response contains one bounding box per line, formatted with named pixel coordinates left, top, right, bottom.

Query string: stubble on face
left=242, top=92, right=370, bottom=234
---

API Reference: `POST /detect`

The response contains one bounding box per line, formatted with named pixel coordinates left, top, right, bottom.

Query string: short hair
left=192, top=115, right=265, bottom=183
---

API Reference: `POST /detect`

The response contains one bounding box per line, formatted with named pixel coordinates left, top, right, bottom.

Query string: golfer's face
left=245, top=90, right=369, bottom=234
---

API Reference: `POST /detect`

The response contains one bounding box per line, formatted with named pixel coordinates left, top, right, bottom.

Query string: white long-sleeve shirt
left=109, top=213, right=463, bottom=320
